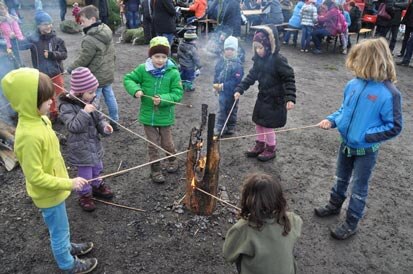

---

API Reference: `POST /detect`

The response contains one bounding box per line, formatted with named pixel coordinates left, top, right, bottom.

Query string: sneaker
left=166, top=158, right=179, bottom=173
left=341, top=49, right=347, bottom=55
left=245, top=141, right=265, bottom=157
left=70, top=242, right=94, bottom=256
left=396, top=61, right=409, bottom=66
left=330, top=221, right=357, bottom=240
left=257, top=145, right=276, bottom=162
left=92, top=183, right=114, bottom=199
left=110, top=121, right=120, bottom=132
left=78, top=196, right=96, bottom=212
left=282, top=41, right=287, bottom=45
left=225, top=128, right=235, bottom=135
left=63, top=257, right=98, bottom=274
left=305, top=49, right=309, bottom=53
left=314, top=202, right=341, bottom=217
left=312, top=49, right=322, bottom=54
left=300, top=49, right=305, bottom=52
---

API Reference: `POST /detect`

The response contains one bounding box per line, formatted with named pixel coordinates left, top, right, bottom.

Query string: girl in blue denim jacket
left=314, top=38, right=403, bottom=240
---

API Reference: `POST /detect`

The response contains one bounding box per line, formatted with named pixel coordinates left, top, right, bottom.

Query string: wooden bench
left=250, top=23, right=288, bottom=31
left=197, top=18, right=218, bottom=39
left=356, top=28, right=373, bottom=42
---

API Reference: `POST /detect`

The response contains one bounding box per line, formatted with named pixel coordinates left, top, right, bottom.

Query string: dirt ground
left=1, top=6, right=412, bottom=274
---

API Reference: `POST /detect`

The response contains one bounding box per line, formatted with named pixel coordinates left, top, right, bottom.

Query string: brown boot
left=78, top=195, right=96, bottom=212
left=92, top=183, right=114, bottom=199
left=166, top=157, right=179, bottom=173
left=151, top=162, right=165, bottom=184
left=245, top=141, right=265, bottom=157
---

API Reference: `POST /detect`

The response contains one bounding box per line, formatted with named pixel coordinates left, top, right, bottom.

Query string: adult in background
left=398, top=0, right=413, bottom=57
left=59, top=0, right=67, bottom=21
left=141, top=0, right=154, bottom=44
left=85, top=0, right=110, bottom=24
left=125, top=0, right=141, bottom=29
left=262, top=0, right=284, bottom=25
left=151, top=0, right=176, bottom=45
left=375, top=0, right=408, bottom=54
left=208, top=0, right=241, bottom=37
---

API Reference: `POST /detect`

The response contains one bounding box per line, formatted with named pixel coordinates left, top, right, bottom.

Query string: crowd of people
left=0, top=1, right=407, bottom=274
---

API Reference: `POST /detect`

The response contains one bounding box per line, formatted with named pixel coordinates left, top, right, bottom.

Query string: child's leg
left=159, top=126, right=179, bottom=173
left=90, top=161, right=104, bottom=189
left=329, top=147, right=354, bottom=206
left=76, top=166, right=94, bottom=197
left=346, top=151, right=378, bottom=223
left=50, top=74, right=64, bottom=119
left=40, top=202, right=74, bottom=271
left=215, top=95, right=229, bottom=134
left=226, top=98, right=238, bottom=133
left=245, top=124, right=266, bottom=157
left=262, top=126, right=276, bottom=147
left=144, top=126, right=161, bottom=162
left=91, top=161, right=114, bottom=198
left=96, top=84, right=119, bottom=123
left=255, top=124, right=266, bottom=142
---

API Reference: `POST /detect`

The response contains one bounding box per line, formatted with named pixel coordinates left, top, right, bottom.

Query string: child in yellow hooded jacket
left=2, top=68, right=98, bottom=273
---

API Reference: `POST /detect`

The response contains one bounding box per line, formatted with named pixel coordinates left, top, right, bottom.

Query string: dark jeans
left=284, top=26, right=300, bottom=45
left=376, top=24, right=399, bottom=52
left=180, top=67, right=195, bottom=90
left=126, top=11, right=140, bottom=29
left=402, top=33, right=413, bottom=64
left=400, top=26, right=413, bottom=55
left=59, top=0, right=67, bottom=21
left=312, top=28, right=331, bottom=50
left=215, top=95, right=238, bottom=133
left=329, top=144, right=378, bottom=221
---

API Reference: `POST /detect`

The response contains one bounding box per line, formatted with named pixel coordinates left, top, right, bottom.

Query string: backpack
left=59, top=20, right=82, bottom=34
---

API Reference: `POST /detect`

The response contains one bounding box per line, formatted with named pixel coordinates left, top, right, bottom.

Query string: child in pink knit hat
left=59, top=67, right=114, bottom=212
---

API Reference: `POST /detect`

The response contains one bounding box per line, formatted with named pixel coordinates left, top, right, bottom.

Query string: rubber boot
left=245, top=141, right=265, bottom=157
left=257, top=145, right=276, bottom=161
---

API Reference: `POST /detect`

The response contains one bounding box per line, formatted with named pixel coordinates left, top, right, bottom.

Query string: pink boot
left=257, top=145, right=276, bottom=161
left=245, top=141, right=265, bottom=157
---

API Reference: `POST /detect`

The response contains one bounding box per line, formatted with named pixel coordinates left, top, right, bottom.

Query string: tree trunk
left=185, top=112, right=220, bottom=215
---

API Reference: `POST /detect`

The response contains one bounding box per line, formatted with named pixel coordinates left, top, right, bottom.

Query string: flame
left=196, top=141, right=204, bottom=149
left=198, top=156, right=207, bottom=169
left=191, top=177, right=196, bottom=189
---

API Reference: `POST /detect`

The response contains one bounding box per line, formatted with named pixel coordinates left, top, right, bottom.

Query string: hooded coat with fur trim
left=235, top=25, right=296, bottom=129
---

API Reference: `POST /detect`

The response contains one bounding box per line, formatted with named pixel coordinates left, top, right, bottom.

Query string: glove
left=195, top=69, right=200, bottom=77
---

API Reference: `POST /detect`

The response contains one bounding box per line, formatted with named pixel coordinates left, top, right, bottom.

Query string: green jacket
left=2, top=68, right=72, bottom=208
left=223, top=212, right=302, bottom=274
left=68, top=23, right=115, bottom=87
left=123, top=59, right=183, bottom=126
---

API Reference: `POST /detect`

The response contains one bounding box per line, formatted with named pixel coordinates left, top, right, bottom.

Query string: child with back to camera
left=223, top=172, right=302, bottom=274
left=177, top=31, right=202, bottom=92
left=315, top=37, right=403, bottom=240
left=234, top=26, right=296, bottom=162
left=0, top=2, right=24, bottom=66
left=123, top=36, right=183, bottom=184
left=2, top=68, right=98, bottom=274
left=59, top=67, right=114, bottom=212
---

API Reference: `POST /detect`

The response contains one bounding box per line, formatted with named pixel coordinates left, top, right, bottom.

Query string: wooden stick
left=117, top=160, right=123, bottom=172
left=87, top=149, right=191, bottom=182
left=194, top=187, right=241, bottom=211
left=142, top=94, right=193, bottom=108
left=176, top=194, right=186, bottom=205
left=91, top=198, right=146, bottom=212
left=220, top=124, right=319, bottom=141
left=52, top=82, right=174, bottom=156
left=219, top=99, right=238, bottom=138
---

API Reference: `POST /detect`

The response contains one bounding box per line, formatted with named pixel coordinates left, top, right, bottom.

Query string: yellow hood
left=2, top=68, right=40, bottom=119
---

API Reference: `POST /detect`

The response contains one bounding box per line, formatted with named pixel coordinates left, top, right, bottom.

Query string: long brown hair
left=239, top=173, right=291, bottom=236
left=37, top=72, right=54, bottom=109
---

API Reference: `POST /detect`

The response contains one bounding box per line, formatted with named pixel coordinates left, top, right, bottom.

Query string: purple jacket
left=0, top=15, right=24, bottom=48
left=317, top=6, right=342, bottom=36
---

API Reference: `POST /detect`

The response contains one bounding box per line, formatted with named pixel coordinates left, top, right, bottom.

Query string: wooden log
left=185, top=111, right=220, bottom=215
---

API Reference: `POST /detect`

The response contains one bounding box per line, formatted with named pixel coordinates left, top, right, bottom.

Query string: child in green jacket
left=124, top=36, right=184, bottom=184
left=223, top=173, right=302, bottom=274
left=2, top=68, right=97, bottom=273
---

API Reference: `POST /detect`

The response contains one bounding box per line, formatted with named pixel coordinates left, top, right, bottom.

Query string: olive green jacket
left=68, top=23, right=115, bottom=87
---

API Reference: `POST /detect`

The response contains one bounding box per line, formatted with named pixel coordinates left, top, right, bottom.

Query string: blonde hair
left=346, top=37, right=397, bottom=82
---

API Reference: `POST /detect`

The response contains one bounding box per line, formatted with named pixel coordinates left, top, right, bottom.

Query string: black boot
left=330, top=214, right=358, bottom=240
left=314, top=200, right=342, bottom=217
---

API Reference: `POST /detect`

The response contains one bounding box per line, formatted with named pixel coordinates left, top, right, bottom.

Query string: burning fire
left=191, top=177, right=196, bottom=189
left=198, top=156, right=207, bottom=169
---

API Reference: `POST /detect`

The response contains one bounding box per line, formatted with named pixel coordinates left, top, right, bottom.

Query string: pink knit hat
left=70, top=67, right=99, bottom=94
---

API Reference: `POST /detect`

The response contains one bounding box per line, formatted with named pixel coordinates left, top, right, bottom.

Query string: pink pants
left=255, top=124, right=276, bottom=146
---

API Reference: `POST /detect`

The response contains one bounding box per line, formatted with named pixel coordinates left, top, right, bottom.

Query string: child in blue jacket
left=315, top=38, right=403, bottom=240
left=213, top=36, right=243, bottom=136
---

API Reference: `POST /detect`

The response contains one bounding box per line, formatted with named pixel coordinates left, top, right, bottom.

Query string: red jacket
left=188, top=0, right=207, bottom=19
